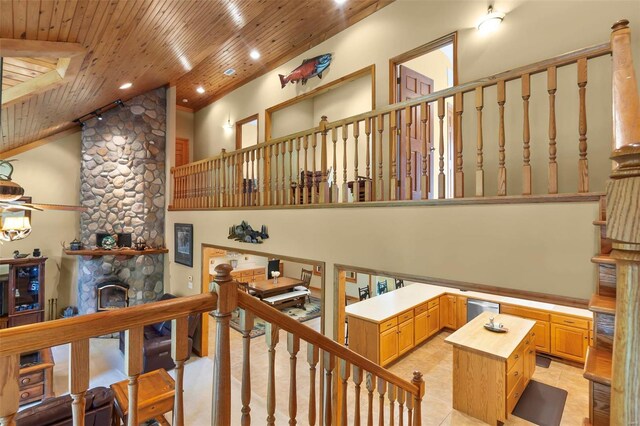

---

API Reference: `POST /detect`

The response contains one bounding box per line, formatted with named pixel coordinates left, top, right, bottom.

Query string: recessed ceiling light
left=334, top=0, right=347, bottom=5
left=223, top=68, right=236, bottom=76
left=196, top=86, right=205, bottom=94
left=119, top=82, right=133, bottom=89
left=249, top=50, right=260, bottom=60
left=182, top=98, right=189, bottom=103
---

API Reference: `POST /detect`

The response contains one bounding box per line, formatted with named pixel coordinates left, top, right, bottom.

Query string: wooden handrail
left=236, top=291, right=418, bottom=395
left=0, top=292, right=218, bottom=356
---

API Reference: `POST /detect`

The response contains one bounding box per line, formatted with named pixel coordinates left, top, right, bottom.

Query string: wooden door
left=440, top=295, right=456, bottom=329
left=414, top=311, right=429, bottom=344
left=456, top=296, right=467, bottom=329
left=398, top=65, right=434, bottom=200
left=175, top=138, right=189, bottom=167
left=533, top=321, right=550, bottom=353
left=380, top=327, right=399, bottom=365
left=550, top=323, right=588, bottom=362
left=427, top=305, right=440, bottom=337
left=398, top=319, right=414, bottom=355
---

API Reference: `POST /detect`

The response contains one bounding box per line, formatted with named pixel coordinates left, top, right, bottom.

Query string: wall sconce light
left=477, top=6, right=505, bottom=34
left=223, top=113, right=234, bottom=130
left=0, top=216, right=32, bottom=241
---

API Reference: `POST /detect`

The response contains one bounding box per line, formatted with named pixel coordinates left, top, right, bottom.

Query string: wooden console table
left=19, top=348, right=54, bottom=406
left=111, top=368, right=175, bottom=426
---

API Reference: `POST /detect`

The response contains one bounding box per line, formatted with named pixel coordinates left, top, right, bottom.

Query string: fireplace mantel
left=64, top=248, right=168, bottom=260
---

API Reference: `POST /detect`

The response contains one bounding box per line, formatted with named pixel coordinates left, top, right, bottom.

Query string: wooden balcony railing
left=170, top=38, right=615, bottom=210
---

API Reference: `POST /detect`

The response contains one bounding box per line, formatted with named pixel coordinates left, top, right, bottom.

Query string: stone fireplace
left=77, top=88, right=166, bottom=314
left=97, top=279, right=129, bottom=311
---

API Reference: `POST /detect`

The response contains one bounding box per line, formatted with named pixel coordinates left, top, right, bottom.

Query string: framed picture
left=174, top=223, right=193, bottom=267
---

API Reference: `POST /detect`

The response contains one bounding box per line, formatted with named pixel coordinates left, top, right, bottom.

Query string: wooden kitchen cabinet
left=550, top=323, right=589, bottom=362
left=440, top=295, right=456, bottom=329
left=428, top=305, right=440, bottom=337
left=398, top=318, right=414, bottom=355
left=414, top=311, right=429, bottom=344
left=532, top=321, right=550, bottom=353
left=501, top=304, right=551, bottom=354
left=456, top=296, right=467, bottom=328
left=380, top=327, right=399, bottom=365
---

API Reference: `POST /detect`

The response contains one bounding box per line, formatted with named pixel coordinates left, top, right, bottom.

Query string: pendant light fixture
left=477, top=6, right=505, bottom=34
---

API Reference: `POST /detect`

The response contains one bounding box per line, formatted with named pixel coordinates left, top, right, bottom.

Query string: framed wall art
left=174, top=223, right=193, bottom=267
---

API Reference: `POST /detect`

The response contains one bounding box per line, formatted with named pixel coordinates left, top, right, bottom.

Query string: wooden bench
left=262, top=289, right=310, bottom=310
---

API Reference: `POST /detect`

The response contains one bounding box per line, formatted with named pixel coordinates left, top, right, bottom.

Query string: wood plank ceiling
left=0, top=0, right=393, bottom=155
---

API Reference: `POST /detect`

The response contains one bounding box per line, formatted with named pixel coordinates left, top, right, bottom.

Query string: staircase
left=583, top=196, right=615, bottom=425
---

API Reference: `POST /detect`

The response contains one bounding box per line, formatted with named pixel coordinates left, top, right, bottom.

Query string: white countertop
left=345, top=282, right=592, bottom=323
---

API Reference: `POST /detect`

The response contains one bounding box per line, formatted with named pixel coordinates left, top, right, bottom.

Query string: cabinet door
left=414, top=311, right=429, bottom=344
left=532, top=321, right=550, bottom=353
left=380, top=327, right=399, bottom=365
left=439, top=295, right=456, bottom=329
left=398, top=319, right=414, bottom=356
left=427, top=305, right=440, bottom=337
left=456, top=296, right=467, bottom=329
left=550, top=323, right=588, bottom=363
left=523, top=341, right=536, bottom=384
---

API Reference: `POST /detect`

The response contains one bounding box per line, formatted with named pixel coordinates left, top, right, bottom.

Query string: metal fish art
left=279, top=53, right=332, bottom=88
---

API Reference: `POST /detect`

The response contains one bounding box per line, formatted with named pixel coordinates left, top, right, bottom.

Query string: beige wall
left=176, top=109, right=194, bottom=162
left=0, top=132, right=81, bottom=312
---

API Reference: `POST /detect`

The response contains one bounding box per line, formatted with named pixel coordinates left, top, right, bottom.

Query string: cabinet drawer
left=19, top=383, right=44, bottom=405
left=501, top=304, right=550, bottom=322
left=241, top=270, right=253, bottom=278
left=507, top=340, right=525, bottom=371
left=507, top=356, right=524, bottom=395
left=379, top=318, right=398, bottom=333
left=507, top=376, right=525, bottom=415
left=551, top=314, right=589, bottom=330
left=398, top=310, right=413, bottom=323
left=415, top=303, right=429, bottom=315
left=19, top=371, right=44, bottom=389
left=427, top=299, right=439, bottom=310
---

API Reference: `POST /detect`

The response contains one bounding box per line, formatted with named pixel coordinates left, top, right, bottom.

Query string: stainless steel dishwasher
left=467, top=299, right=500, bottom=322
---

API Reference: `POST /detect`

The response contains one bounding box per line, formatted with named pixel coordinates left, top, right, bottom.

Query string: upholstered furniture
left=16, top=387, right=114, bottom=426
left=118, top=293, right=200, bottom=374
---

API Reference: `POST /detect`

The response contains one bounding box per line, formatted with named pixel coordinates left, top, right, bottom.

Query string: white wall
left=176, top=109, right=194, bottom=162
left=0, top=132, right=82, bottom=312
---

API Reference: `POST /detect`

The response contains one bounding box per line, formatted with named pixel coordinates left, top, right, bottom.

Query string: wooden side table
left=19, top=348, right=54, bottom=406
left=110, top=368, right=175, bottom=426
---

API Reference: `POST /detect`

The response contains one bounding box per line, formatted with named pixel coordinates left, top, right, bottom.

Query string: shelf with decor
left=63, top=248, right=168, bottom=260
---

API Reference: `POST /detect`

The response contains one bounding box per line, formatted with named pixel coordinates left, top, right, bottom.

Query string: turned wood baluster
left=547, top=66, right=558, bottom=194
left=307, top=343, right=319, bottom=426
left=221, top=149, right=227, bottom=207
left=420, top=102, right=429, bottom=200
left=365, top=372, right=375, bottom=426
left=404, top=106, right=412, bottom=200
left=377, top=377, right=387, bottom=426
left=365, top=117, right=372, bottom=201
left=388, top=384, right=396, bottom=426
left=264, top=145, right=271, bottom=206
left=231, top=154, right=236, bottom=207
left=397, top=389, right=405, bottom=426
left=353, top=120, right=361, bottom=202
left=256, top=147, right=263, bottom=206
left=339, top=359, right=350, bottom=425
left=124, top=328, right=143, bottom=426
left=251, top=150, right=256, bottom=206
left=437, top=97, right=445, bottom=199
left=411, top=372, right=425, bottom=426
left=288, top=139, right=294, bottom=206
left=377, top=114, right=384, bottom=201
left=295, top=138, right=301, bottom=205
left=323, top=351, right=335, bottom=425
left=240, top=310, right=254, bottom=425
left=319, top=116, right=330, bottom=204
left=287, top=333, right=300, bottom=425
left=341, top=124, right=349, bottom=203
left=406, top=390, right=413, bottom=426
left=274, top=144, right=280, bottom=206
left=69, top=339, right=89, bottom=426
left=0, top=355, right=19, bottom=426
left=281, top=142, right=287, bottom=205
left=454, top=92, right=464, bottom=198
left=198, top=163, right=204, bottom=208
left=171, top=317, right=189, bottom=426
left=211, top=160, right=216, bottom=208
left=266, top=323, right=279, bottom=426
left=497, top=80, right=507, bottom=196
left=245, top=151, right=251, bottom=206
left=311, top=134, right=318, bottom=204
left=238, top=153, right=244, bottom=207
left=522, top=74, right=532, bottom=195
left=332, top=127, right=339, bottom=203
left=577, top=57, right=589, bottom=192
left=303, top=136, right=309, bottom=205
left=389, top=111, right=398, bottom=200
left=475, top=87, right=484, bottom=197
left=353, top=366, right=363, bottom=426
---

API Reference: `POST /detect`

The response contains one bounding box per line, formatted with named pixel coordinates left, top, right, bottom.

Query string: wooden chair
left=294, top=268, right=313, bottom=304
left=377, top=280, right=388, bottom=295
left=358, top=286, right=370, bottom=301
left=395, top=279, right=405, bottom=289
left=344, top=295, right=349, bottom=346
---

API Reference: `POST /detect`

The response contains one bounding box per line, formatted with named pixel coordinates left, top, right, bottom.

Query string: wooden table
left=445, top=312, right=536, bottom=425
left=110, top=368, right=175, bottom=426
left=19, top=348, right=54, bottom=406
left=247, top=276, right=304, bottom=298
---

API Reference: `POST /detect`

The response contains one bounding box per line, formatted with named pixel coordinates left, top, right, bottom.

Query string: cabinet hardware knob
left=564, top=320, right=574, bottom=324
left=515, top=355, right=519, bottom=359
left=514, top=371, right=519, bottom=376
left=515, top=392, right=519, bottom=398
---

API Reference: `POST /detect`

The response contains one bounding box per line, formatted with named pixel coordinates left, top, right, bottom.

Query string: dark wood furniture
left=19, top=348, right=54, bottom=406
left=247, top=277, right=305, bottom=299
left=0, top=257, right=46, bottom=327
left=111, top=368, right=175, bottom=426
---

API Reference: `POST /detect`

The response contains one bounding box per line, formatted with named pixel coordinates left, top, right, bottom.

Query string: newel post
left=411, top=371, right=425, bottom=426
left=319, top=116, right=330, bottom=204
left=211, top=263, right=238, bottom=425
left=608, top=19, right=640, bottom=425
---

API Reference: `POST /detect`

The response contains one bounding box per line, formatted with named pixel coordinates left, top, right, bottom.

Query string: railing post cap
left=214, top=263, right=233, bottom=282
left=612, top=19, right=629, bottom=31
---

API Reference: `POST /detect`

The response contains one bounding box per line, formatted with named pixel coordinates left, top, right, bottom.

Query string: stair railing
left=0, top=293, right=218, bottom=426
left=607, top=19, right=640, bottom=424
left=211, top=263, right=425, bottom=425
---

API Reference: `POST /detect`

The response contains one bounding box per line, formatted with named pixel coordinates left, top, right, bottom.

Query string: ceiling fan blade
left=0, top=202, right=43, bottom=211
left=29, top=203, right=87, bottom=212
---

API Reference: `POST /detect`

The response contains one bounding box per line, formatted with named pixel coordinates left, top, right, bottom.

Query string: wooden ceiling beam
left=0, top=38, right=85, bottom=58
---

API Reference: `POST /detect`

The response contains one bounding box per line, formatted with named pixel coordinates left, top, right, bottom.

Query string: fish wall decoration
left=279, top=53, right=332, bottom=88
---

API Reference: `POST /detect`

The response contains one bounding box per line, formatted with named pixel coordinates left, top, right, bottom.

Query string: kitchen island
left=445, top=312, right=536, bottom=425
